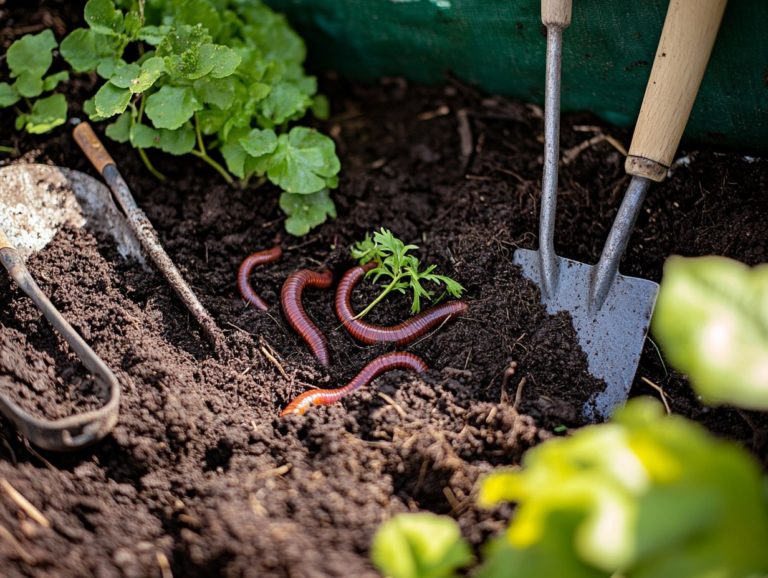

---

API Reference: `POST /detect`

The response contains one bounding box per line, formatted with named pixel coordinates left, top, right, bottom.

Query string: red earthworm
left=280, top=351, right=428, bottom=416
left=237, top=245, right=282, bottom=310
left=335, top=262, right=468, bottom=345
left=281, top=269, right=334, bottom=366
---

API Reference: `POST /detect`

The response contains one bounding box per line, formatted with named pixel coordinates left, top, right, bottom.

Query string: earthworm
left=335, top=263, right=469, bottom=345
left=280, top=351, right=428, bottom=416
left=281, top=269, right=334, bottom=366
left=237, top=245, right=282, bottom=310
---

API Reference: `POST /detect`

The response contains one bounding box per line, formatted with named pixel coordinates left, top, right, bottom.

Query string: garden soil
left=1, top=2, right=767, bottom=577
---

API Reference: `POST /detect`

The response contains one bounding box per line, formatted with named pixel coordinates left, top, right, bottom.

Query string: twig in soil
left=640, top=377, right=671, bottom=414
left=259, top=344, right=289, bottom=381
left=562, top=131, right=627, bottom=165
left=456, top=108, right=474, bottom=164
left=0, top=523, right=35, bottom=565
left=377, top=392, right=407, bottom=419
left=646, top=337, right=669, bottom=377
left=254, top=464, right=292, bottom=479
left=0, top=479, right=50, bottom=528
left=513, top=377, right=527, bottom=411
left=417, top=105, right=450, bottom=121
left=156, top=551, right=173, bottom=578
left=443, top=486, right=462, bottom=511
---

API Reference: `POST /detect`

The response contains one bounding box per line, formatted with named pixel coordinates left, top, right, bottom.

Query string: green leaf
left=129, top=123, right=160, bottom=148
left=108, top=62, right=141, bottom=88
left=260, top=82, right=311, bottom=125
left=7, top=29, right=57, bottom=78
left=311, top=94, right=330, bottom=120
left=42, top=71, right=70, bottom=91
left=171, top=0, right=222, bottom=39
left=109, top=58, right=164, bottom=93
left=13, top=73, right=44, bottom=98
left=104, top=111, right=131, bottom=143
left=652, top=256, right=768, bottom=410
left=0, top=83, right=20, bottom=107
left=220, top=128, right=249, bottom=179
left=279, top=190, right=336, bottom=237
left=60, top=28, right=118, bottom=72
left=371, top=513, right=473, bottom=578
left=201, top=44, right=241, bottom=78
left=193, top=76, right=235, bottom=109
left=25, top=93, right=67, bottom=134
left=145, top=85, right=201, bottom=130
left=94, top=82, right=132, bottom=117
left=158, top=125, right=195, bottom=155
left=123, top=9, right=143, bottom=39
left=84, top=0, right=124, bottom=36
left=131, top=57, right=165, bottom=93
left=239, top=128, right=278, bottom=157
left=475, top=398, right=768, bottom=577
left=267, top=127, right=340, bottom=194
left=137, top=25, right=172, bottom=46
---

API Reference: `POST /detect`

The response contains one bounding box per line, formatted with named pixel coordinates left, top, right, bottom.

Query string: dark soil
left=1, top=2, right=767, bottom=577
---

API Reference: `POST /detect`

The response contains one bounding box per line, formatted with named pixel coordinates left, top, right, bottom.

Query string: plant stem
left=0, top=145, right=15, bottom=154
left=191, top=150, right=235, bottom=186
left=137, top=148, right=166, bottom=181
left=191, top=114, right=235, bottom=186
left=354, top=274, right=402, bottom=320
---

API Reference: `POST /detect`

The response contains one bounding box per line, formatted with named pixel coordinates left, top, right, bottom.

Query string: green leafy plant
left=0, top=30, right=69, bottom=133
left=371, top=513, right=473, bottom=578
left=1, top=0, right=340, bottom=235
left=351, top=228, right=465, bottom=318
left=475, top=398, right=768, bottom=578
left=652, top=255, right=768, bottom=410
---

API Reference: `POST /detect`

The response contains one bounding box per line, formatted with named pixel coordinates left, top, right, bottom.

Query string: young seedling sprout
left=350, top=228, right=465, bottom=319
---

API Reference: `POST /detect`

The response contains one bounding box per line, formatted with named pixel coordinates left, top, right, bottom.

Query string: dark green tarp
left=265, top=0, right=768, bottom=153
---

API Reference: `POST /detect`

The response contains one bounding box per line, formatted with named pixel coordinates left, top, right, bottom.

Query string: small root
left=0, top=479, right=50, bottom=528
left=640, top=376, right=672, bottom=414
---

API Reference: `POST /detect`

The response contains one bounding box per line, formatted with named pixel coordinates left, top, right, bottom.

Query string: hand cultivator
left=0, top=171, right=121, bottom=451
left=515, top=0, right=728, bottom=420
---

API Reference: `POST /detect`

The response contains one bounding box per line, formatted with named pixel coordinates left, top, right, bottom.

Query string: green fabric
left=265, top=0, right=768, bottom=153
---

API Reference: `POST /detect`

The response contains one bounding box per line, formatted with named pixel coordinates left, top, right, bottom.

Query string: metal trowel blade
left=514, top=248, right=659, bottom=421
left=0, top=164, right=142, bottom=263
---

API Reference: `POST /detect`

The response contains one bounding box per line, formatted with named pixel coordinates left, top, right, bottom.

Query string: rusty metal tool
left=73, top=122, right=226, bottom=355
left=0, top=228, right=120, bottom=451
left=515, top=0, right=728, bottom=420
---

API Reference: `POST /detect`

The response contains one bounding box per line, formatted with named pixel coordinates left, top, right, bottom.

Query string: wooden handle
left=73, top=122, right=115, bottom=175
left=626, top=0, right=727, bottom=182
left=542, top=0, right=572, bottom=27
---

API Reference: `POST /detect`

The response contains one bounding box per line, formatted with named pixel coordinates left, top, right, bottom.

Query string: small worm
left=335, top=262, right=468, bottom=345
left=281, top=269, right=334, bottom=366
left=237, top=245, right=282, bottom=310
left=280, top=351, right=428, bottom=416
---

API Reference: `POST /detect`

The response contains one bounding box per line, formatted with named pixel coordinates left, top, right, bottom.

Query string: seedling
left=0, top=30, right=69, bottom=134
left=351, top=228, right=465, bottom=318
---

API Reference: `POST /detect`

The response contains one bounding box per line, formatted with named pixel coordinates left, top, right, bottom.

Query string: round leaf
left=25, top=93, right=67, bottom=134
left=145, top=85, right=201, bottom=130
left=94, top=82, right=131, bottom=117
left=7, top=29, right=57, bottom=78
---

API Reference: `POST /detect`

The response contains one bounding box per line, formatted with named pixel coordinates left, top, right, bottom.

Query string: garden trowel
left=515, top=0, right=728, bottom=420
left=0, top=164, right=132, bottom=450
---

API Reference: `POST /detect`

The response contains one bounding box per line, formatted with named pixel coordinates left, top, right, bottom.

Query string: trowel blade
left=514, top=248, right=659, bottom=421
left=0, top=164, right=142, bottom=263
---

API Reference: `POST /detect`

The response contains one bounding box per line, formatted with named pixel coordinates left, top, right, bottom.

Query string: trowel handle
left=73, top=122, right=116, bottom=175
left=626, top=0, right=727, bottom=182
left=542, top=0, right=572, bottom=28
